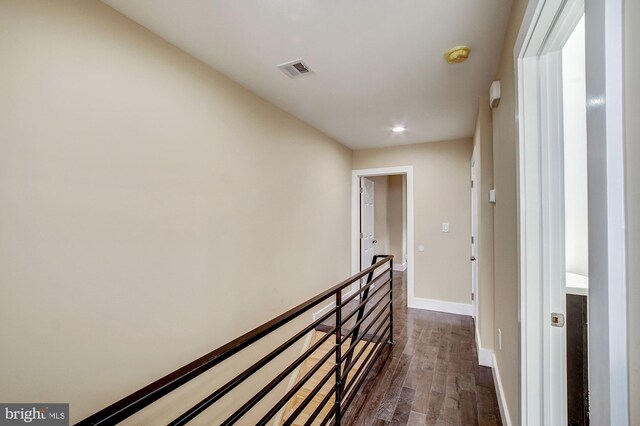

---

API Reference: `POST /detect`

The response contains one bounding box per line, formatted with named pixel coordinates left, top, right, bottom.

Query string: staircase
left=279, top=330, right=377, bottom=425
left=79, top=256, right=394, bottom=426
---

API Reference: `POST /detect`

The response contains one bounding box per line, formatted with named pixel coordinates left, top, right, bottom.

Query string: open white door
left=360, top=177, right=375, bottom=271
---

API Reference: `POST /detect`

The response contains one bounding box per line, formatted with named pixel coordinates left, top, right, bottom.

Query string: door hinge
left=585, top=390, right=590, bottom=419
left=471, top=180, right=474, bottom=188
left=471, top=236, right=475, bottom=244
left=360, top=232, right=363, bottom=239
left=359, top=187, right=364, bottom=194
left=471, top=292, right=475, bottom=301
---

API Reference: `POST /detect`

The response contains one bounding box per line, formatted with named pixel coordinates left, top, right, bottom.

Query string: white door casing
left=515, top=0, right=628, bottom=424
left=583, top=0, right=628, bottom=424
left=360, top=177, right=375, bottom=271
left=516, top=1, right=578, bottom=425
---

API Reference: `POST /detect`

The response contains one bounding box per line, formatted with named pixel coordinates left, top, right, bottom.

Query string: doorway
left=516, top=0, right=628, bottom=424
left=352, top=167, right=414, bottom=304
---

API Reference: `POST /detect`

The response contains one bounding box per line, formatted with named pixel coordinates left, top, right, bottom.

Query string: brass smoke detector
left=444, top=46, right=471, bottom=64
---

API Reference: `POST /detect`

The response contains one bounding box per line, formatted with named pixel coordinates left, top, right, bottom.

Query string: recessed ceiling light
left=392, top=126, right=406, bottom=133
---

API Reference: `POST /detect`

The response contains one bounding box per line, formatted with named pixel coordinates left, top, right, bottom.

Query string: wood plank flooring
left=342, top=271, right=503, bottom=426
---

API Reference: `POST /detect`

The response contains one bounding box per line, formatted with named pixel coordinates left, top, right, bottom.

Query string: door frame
left=515, top=0, right=629, bottom=424
left=471, top=144, right=479, bottom=321
left=352, top=166, right=414, bottom=305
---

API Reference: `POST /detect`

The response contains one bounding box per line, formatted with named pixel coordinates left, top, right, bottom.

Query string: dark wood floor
left=342, top=270, right=503, bottom=426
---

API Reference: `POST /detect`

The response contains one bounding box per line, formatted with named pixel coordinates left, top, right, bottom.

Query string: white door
left=470, top=153, right=478, bottom=318
left=360, top=177, right=375, bottom=270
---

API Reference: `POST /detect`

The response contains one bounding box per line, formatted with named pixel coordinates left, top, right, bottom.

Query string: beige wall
left=473, top=96, right=495, bottom=352
left=491, top=0, right=528, bottom=422
left=370, top=176, right=390, bottom=256
left=354, top=139, right=473, bottom=305
left=625, top=0, right=640, bottom=422
left=387, top=175, right=405, bottom=264
left=0, top=0, right=352, bottom=423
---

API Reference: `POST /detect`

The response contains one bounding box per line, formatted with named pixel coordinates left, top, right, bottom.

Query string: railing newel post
left=334, top=290, right=343, bottom=424
left=388, top=257, right=395, bottom=346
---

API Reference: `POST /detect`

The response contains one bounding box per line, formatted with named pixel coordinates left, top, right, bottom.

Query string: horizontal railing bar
left=79, top=256, right=391, bottom=425
left=304, top=384, right=336, bottom=426
left=340, top=284, right=391, bottom=332
left=341, top=269, right=391, bottom=306
left=256, top=347, right=338, bottom=425
left=342, top=315, right=390, bottom=383
left=319, top=406, right=336, bottom=426
left=282, top=364, right=336, bottom=426
left=342, top=324, right=391, bottom=403
left=342, top=328, right=391, bottom=415
left=342, top=302, right=391, bottom=368
left=168, top=308, right=338, bottom=426
left=321, top=256, right=390, bottom=298
left=222, top=328, right=337, bottom=425
left=340, top=293, right=391, bottom=346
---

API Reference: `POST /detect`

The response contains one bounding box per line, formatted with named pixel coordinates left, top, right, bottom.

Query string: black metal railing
left=78, top=255, right=394, bottom=425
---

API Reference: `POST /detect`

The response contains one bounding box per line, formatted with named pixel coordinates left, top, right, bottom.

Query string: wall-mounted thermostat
left=489, top=189, right=496, bottom=204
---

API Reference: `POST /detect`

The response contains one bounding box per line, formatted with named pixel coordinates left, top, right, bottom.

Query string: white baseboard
left=313, top=299, right=335, bottom=321
left=312, top=287, right=357, bottom=320
left=475, top=327, right=493, bottom=367
left=392, top=262, right=407, bottom=272
left=408, top=297, right=473, bottom=316
left=491, top=353, right=512, bottom=426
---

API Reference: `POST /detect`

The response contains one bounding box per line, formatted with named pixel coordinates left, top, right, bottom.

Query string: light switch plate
left=442, top=222, right=450, bottom=233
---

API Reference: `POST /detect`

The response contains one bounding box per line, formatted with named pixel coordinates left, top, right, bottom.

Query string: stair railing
left=341, top=255, right=394, bottom=381
left=78, top=255, right=394, bottom=426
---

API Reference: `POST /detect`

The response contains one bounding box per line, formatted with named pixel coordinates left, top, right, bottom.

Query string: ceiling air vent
left=277, top=59, right=313, bottom=79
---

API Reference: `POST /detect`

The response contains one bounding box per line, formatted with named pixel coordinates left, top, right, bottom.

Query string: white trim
left=475, top=326, right=493, bottom=367
left=516, top=0, right=629, bottom=425
left=352, top=166, right=414, bottom=306
left=478, top=348, right=493, bottom=369
left=515, top=1, right=585, bottom=424
left=584, top=0, right=629, bottom=424
left=313, top=300, right=336, bottom=322
left=392, top=261, right=407, bottom=272
left=409, top=297, right=473, bottom=316
left=492, top=353, right=512, bottom=426
left=312, top=287, right=357, bottom=321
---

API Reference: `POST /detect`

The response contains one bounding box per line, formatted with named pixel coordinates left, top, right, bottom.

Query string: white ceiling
left=103, top=0, right=512, bottom=149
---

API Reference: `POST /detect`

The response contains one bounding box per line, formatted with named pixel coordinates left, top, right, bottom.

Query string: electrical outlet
left=498, top=328, right=503, bottom=350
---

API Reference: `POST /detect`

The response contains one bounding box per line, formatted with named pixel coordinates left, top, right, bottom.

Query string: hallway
left=344, top=271, right=502, bottom=426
